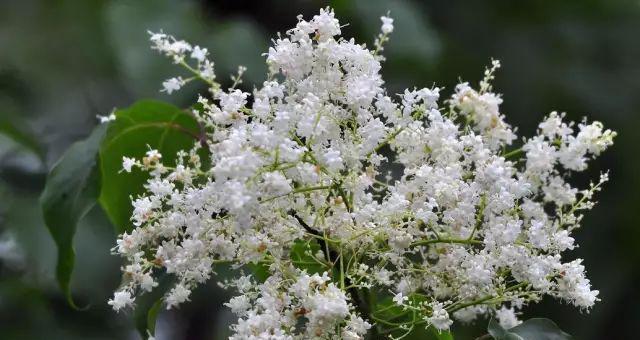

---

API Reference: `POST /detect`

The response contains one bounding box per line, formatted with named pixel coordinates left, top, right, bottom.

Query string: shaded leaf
left=488, top=318, right=523, bottom=340
left=146, top=299, right=163, bottom=337
left=40, top=124, right=107, bottom=308
left=488, top=318, right=572, bottom=340
left=134, top=273, right=174, bottom=339
left=510, top=318, right=572, bottom=340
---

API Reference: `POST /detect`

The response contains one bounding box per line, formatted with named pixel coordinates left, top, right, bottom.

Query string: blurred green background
left=0, top=0, right=638, bottom=339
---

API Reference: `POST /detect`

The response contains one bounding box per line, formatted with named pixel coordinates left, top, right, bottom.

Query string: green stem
left=468, top=195, right=486, bottom=240
left=368, top=127, right=404, bottom=157
left=411, top=238, right=483, bottom=247
left=260, top=185, right=331, bottom=203
left=178, top=60, right=218, bottom=88
left=502, top=147, right=523, bottom=159
left=447, top=282, right=529, bottom=313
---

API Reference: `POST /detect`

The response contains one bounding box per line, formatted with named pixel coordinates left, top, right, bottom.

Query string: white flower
left=262, top=172, right=292, bottom=196
left=122, top=157, right=136, bottom=173
left=380, top=16, right=394, bottom=34
left=217, top=89, right=248, bottom=113
left=97, top=113, right=116, bottom=123
left=311, top=8, right=341, bottom=42
left=108, top=290, right=134, bottom=312
left=191, top=45, right=208, bottom=62
left=166, top=284, right=191, bottom=309
left=524, top=136, right=556, bottom=175
left=225, top=295, right=251, bottom=316
left=323, top=147, right=343, bottom=171
left=140, top=273, right=158, bottom=292
left=427, top=302, right=453, bottom=330
left=345, top=314, right=371, bottom=335
left=392, top=292, right=408, bottom=306
left=161, top=77, right=185, bottom=94
left=305, top=283, right=350, bottom=328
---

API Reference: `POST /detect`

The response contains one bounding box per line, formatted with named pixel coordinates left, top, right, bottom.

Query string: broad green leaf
left=98, top=99, right=201, bottom=233
left=40, top=124, right=107, bottom=308
left=248, top=262, right=271, bottom=283
left=488, top=318, right=572, bottom=340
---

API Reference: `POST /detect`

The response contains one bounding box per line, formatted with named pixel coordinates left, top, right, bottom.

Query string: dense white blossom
left=110, top=8, right=615, bottom=339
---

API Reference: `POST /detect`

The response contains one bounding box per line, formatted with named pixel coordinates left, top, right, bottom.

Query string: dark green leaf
left=290, top=239, right=325, bottom=275
left=488, top=318, right=572, bottom=340
left=370, top=293, right=451, bottom=339
left=387, top=325, right=454, bottom=340
left=146, top=299, right=163, bottom=336
left=40, top=124, right=107, bottom=308
left=98, top=99, right=201, bottom=233
left=247, top=262, right=271, bottom=283
left=432, top=329, right=454, bottom=340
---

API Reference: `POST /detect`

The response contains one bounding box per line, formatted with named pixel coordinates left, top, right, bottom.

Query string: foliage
left=40, top=124, right=106, bottom=308
left=40, top=100, right=199, bottom=335
left=98, top=100, right=201, bottom=233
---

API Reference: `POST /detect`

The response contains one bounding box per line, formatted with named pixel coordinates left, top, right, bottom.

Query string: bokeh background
left=0, top=0, right=638, bottom=339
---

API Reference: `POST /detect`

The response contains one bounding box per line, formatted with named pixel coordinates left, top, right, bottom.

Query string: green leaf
left=98, top=99, right=201, bottom=233
left=488, top=318, right=572, bottom=340
left=146, top=299, right=163, bottom=336
left=248, top=239, right=326, bottom=282
left=290, top=239, right=325, bottom=275
left=40, top=124, right=107, bottom=308
left=247, top=262, right=271, bottom=283
left=370, top=293, right=452, bottom=339
left=509, top=319, right=572, bottom=340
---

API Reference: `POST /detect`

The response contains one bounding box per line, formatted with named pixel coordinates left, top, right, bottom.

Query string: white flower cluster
left=109, top=8, right=615, bottom=339
left=222, top=271, right=370, bottom=340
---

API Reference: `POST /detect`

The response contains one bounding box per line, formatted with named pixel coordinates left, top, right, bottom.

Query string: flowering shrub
left=42, top=7, right=615, bottom=340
